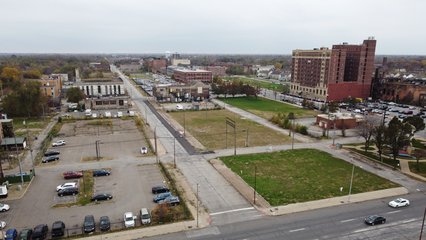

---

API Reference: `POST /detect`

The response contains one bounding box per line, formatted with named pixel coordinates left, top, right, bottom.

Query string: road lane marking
left=386, top=210, right=401, bottom=214
left=402, top=218, right=417, bottom=223
left=340, top=218, right=356, bottom=223
left=289, top=228, right=306, bottom=233
left=210, top=207, right=255, bottom=216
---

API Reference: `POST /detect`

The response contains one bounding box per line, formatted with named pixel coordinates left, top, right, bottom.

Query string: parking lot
left=2, top=118, right=167, bottom=236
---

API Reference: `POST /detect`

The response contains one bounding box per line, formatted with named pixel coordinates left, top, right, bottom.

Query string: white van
left=117, top=111, right=123, bottom=117
left=140, top=208, right=151, bottom=224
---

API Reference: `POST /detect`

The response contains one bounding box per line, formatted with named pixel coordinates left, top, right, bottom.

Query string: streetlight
left=12, top=121, right=24, bottom=186
left=348, top=164, right=355, bottom=202
left=254, top=165, right=257, bottom=205
left=24, top=120, right=35, bottom=175
left=196, top=183, right=199, bottom=228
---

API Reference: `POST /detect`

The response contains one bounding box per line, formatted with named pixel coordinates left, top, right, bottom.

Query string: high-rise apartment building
left=290, top=37, right=376, bottom=101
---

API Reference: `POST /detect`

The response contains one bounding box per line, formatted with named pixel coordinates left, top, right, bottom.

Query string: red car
left=63, top=171, right=83, bottom=179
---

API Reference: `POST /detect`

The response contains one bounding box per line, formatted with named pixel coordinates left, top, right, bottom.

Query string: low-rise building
left=84, top=96, right=130, bottom=110
left=201, top=66, right=227, bottom=77
left=145, top=58, right=167, bottom=73
left=170, top=59, right=191, bottom=66
left=173, top=69, right=212, bottom=84
left=153, top=81, right=210, bottom=102
left=316, top=112, right=363, bottom=130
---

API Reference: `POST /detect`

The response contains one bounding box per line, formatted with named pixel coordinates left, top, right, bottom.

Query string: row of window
left=81, top=85, right=122, bottom=96
left=291, top=85, right=327, bottom=96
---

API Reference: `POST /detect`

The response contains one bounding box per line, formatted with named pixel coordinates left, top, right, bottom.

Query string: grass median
left=220, top=149, right=399, bottom=206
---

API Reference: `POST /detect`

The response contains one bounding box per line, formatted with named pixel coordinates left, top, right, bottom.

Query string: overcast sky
left=1, top=0, right=424, bottom=55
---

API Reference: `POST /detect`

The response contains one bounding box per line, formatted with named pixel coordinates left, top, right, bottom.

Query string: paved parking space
left=3, top=119, right=167, bottom=234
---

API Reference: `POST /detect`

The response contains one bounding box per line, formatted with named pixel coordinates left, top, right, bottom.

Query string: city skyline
left=1, top=0, right=425, bottom=55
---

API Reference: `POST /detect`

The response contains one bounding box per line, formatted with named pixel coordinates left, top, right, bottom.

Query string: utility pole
left=173, top=137, right=176, bottom=168
left=13, top=121, right=24, bottom=186
left=183, top=111, right=186, bottom=137
left=254, top=165, right=257, bottom=205
left=420, top=207, right=426, bottom=240
left=24, top=120, right=35, bottom=175
left=234, top=124, right=236, bottom=156
left=154, top=127, right=158, bottom=164
left=245, top=129, right=249, bottom=147
left=348, top=164, right=355, bottom=202
left=196, top=183, right=199, bottom=228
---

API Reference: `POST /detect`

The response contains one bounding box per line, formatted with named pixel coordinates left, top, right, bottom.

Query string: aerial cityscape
left=1, top=1, right=426, bottom=240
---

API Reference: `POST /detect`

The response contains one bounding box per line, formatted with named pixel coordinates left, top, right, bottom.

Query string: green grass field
left=220, top=149, right=399, bottom=206
left=168, top=109, right=291, bottom=150
left=220, top=96, right=316, bottom=119
left=223, top=76, right=283, bottom=91
left=409, top=162, right=426, bottom=177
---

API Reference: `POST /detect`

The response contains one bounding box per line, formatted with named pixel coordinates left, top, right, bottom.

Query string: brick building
left=290, top=37, right=377, bottom=102
left=145, top=58, right=167, bottom=73
left=376, top=78, right=426, bottom=106
left=153, top=81, right=210, bottom=102
left=201, top=66, right=227, bottom=77
left=173, top=69, right=212, bottom=84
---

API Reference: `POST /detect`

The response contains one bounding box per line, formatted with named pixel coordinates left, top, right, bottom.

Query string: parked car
left=51, top=221, right=65, bottom=238
left=0, top=221, right=6, bottom=229
left=63, top=171, right=83, bottom=179
left=91, top=193, right=113, bottom=202
left=364, top=215, right=386, bottom=225
left=158, top=196, right=180, bottom=206
left=153, top=192, right=172, bottom=203
left=0, top=203, right=10, bottom=212
left=93, top=169, right=111, bottom=177
left=32, top=224, right=48, bottom=240
left=388, top=198, right=410, bottom=208
left=99, top=216, right=111, bottom=231
left=140, top=147, right=148, bottom=154
left=117, top=111, right=123, bottom=117
left=56, top=182, right=78, bottom=192
left=44, top=151, right=60, bottom=157
left=52, top=140, right=66, bottom=147
left=83, top=215, right=95, bottom=233
left=140, top=208, right=151, bottom=224
left=18, top=229, right=32, bottom=240
left=5, top=228, right=17, bottom=240
left=57, top=187, right=79, bottom=197
left=124, top=212, right=136, bottom=228
left=151, top=185, right=169, bottom=194
left=42, top=156, right=59, bottom=163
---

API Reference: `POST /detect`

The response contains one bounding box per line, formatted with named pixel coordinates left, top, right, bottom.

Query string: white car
left=52, top=140, right=66, bottom=147
left=140, top=147, right=148, bottom=154
left=124, top=212, right=135, bottom=228
left=176, top=104, right=183, bottom=110
left=0, top=203, right=10, bottom=212
left=388, top=198, right=410, bottom=208
left=117, top=112, right=123, bottom=117
left=105, top=111, right=111, bottom=117
left=0, top=221, right=6, bottom=229
left=56, top=182, right=77, bottom=192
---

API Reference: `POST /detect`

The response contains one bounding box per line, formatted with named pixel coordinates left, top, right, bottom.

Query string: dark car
left=83, top=215, right=96, bottom=233
left=51, top=221, right=65, bottom=238
left=364, top=215, right=386, bottom=225
left=99, top=216, right=111, bottom=231
left=57, top=187, right=79, bottom=197
left=152, top=185, right=169, bottom=194
left=93, top=169, right=111, bottom=177
left=44, top=151, right=60, bottom=157
left=159, top=196, right=180, bottom=206
left=32, top=224, right=48, bottom=240
left=91, top=193, right=113, bottom=202
left=153, top=192, right=172, bottom=203
left=5, top=229, right=18, bottom=240
left=42, top=156, right=59, bottom=163
left=18, top=229, right=33, bottom=240
left=63, top=171, right=83, bottom=179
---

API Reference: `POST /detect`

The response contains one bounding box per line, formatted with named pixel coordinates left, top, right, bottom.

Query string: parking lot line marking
left=210, top=207, right=255, bottom=216
left=340, top=218, right=356, bottom=223
left=386, top=210, right=401, bottom=214
left=402, top=218, right=417, bottom=224
left=289, top=228, right=305, bottom=233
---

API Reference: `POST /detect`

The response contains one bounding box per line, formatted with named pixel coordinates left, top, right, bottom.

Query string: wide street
left=112, top=66, right=426, bottom=239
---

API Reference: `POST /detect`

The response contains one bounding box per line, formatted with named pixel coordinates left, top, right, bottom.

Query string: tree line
left=211, top=77, right=259, bottom=98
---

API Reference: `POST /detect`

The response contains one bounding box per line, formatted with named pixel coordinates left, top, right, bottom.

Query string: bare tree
left=373, top=125, right=386, bottom=162
left=357, top=115, right=381, bottom=153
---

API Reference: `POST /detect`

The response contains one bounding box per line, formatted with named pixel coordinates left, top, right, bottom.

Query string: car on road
left=153, top=192, right=172, bottom=203
left=32, top=224, right=48, bottom=240
left=158, top=196, right=180, bottom=206
left=140, top=147, right=148, bottom=154
left=57, top=187, right=79, bottom=197
left=18, top=229, right=32, bottom=240
left=152, top=185, right=169, bottom=194
left=52, top=140, right=66, bottom=147
left=42, top=155, right=59, bottom=163
left=44, top=151, right=60, bottom=157
left=91, top=193, right=113, bottom=202
left=63, top=171, right=83, bottom=179
left=99, top=216, right=110, bottom=231
left=364, top=215, right=386, bottom=225
left=93, top=169, right=111, bottom=177
left=0, top=203, right=10, bottom=212
left=388, top=198, right=410, bottom=208
left=5, top=228, right=17, bottom=240
left=56, top=182, right=78, bottom=192
left=51, top=221, right=65, bottom=238
left=83, top=215, right=95, bottom=233
left=124, top=212, right=136, bottom=228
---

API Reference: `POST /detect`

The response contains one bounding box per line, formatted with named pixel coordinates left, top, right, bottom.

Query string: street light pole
left=24, top=120, right=35, bottom=175
left=183, top=111, right=186, bottom=137
left=12, top=121, right=24, bottom=186
left=348, top=164, right=355, bottom=202
left=173, top=137, right=176, bottom=168
left=420, top=207, right=426, bottom=240
left=154, top=127, right=158, bottom=164
left=254, top=165, right=257, bottom=205
left=196, top=183, right=199, bottom=228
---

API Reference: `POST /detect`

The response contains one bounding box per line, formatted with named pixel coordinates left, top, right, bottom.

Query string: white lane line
left=386, top=210, right=401, bottom=214
left=340, top=218, right=356, bottom=223
left=289, top=228, right=306, bottom=233
left=353, top=228, right=370, bottom=233
left=402, top=218, right=417, bottom=223
left=210, top=207, right=255, bottom=216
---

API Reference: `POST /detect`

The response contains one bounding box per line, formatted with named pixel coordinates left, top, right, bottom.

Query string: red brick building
left=201, top=66, right=226, bottom=77
left=173, top=69, right=212, bottom=84
left=290, top=38, right=377, bottom=102
left=145, top=58, right=167, bottom=73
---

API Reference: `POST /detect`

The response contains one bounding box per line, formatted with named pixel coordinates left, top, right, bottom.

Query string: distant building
left=145, top=58, right=167, bottom=73
left=316, top=112, right=364, bottom=130
left=119, top=63, right=142, bottom=73
left=201, top=66, right=226, bottom=77
left=171, top=59, right=191, bottom=66
left=173, top=69, right=212, bottom=84
left=290, top=37, right=377, bottom=102
left=153, top=81, right=210, bottom=102
left=375, top=77, right=426, bottom=106
left=75, top=78, right=125, bottom=97
left=38, top=74, right=66, bottom=98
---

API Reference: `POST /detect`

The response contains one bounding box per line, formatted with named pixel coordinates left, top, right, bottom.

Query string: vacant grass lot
left=168, top=109, right=291, bottom=150
left=221, top=96, right=316, bottom=119
left=220, top=149, right=399, bottom=206
left=223, top=76, right=283, bottom=91
left=409, top=162, right=426, bottom=177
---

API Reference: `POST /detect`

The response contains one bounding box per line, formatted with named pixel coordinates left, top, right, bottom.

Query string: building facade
left=173, top=69, right=212, bottom=84
left=153, top=82, right=210, bottom=102
left=145, top=59, right=167, bottom=73
left=75, top=78, right=125, bottom=97
left=290, top=38, right=377, bottom=102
